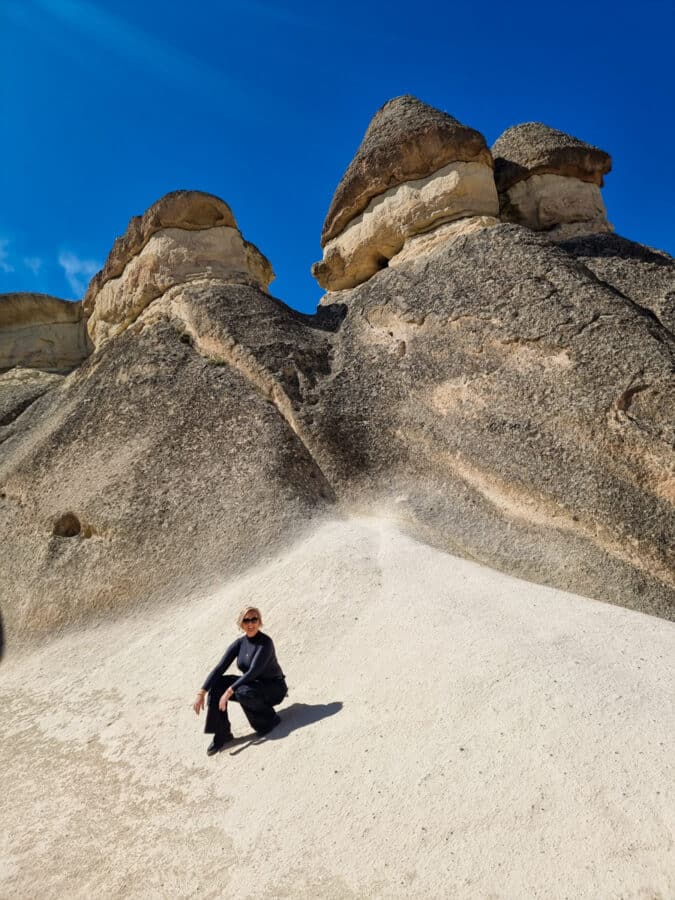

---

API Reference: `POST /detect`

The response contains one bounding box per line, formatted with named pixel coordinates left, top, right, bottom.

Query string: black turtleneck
left=202, top=631, right=285, bottom=692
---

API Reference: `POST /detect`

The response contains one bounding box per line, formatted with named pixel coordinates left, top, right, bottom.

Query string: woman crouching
left=193, top=606, right=287, bottom=755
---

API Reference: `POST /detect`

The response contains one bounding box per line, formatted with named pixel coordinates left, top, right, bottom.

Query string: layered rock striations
left=1, top=98, right=674, bottom=644
left=0, top=293, right=92, bottom=372
left=492, top=123, right=613, bottom=238
left=312, top=96, right=499, bottom=291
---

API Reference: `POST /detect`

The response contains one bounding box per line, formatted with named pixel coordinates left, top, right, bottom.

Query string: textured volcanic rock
left=83, top=190, right=238, bottom=306
left=0, top=367, right=64, bottom=430
left=321, top=95, right=493, bottom=245
left=0, top=293, right=92, bottom=372
left=559, top=232, right=675, bottom=335
left=492, top=123, right=611, bottom=190
left=2, top=160, right=675, bottom=643
left=0, top=194, right=334, bottom=642
left=492, top=123, right=612, bottom=238
left=310, top=225, right=675, bottom=620
left=313, top=96, right=498, bottom=291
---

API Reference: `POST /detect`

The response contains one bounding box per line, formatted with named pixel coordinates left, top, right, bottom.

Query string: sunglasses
left=242, top=616, right=259, bottom=624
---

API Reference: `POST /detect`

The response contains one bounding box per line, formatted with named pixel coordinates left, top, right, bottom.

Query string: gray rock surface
left=559, top=232, right=675, bottom=334
left=0, top=291, right=336, bottom=641
left=309, top=224, right=674, bottom=620
left=492, top=122, right=611, bottom=192
left=1, top=173, right=674, bottom=643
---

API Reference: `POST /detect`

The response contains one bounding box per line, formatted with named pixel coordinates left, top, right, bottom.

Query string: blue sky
left=1, top=0, right=673, bottom=314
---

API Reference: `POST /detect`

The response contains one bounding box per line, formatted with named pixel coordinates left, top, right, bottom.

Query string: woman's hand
left=193, top=691, right=206, bottom=715
left=218, top=687, right=234, bottom=711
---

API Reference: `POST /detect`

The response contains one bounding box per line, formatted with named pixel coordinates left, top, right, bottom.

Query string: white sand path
left=1, top=518, right=673, bottom=898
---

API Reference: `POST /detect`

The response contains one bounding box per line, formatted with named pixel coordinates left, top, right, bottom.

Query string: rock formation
left=312, top=96, right=499, bottom=290
left=492, top=122, right=613, bottom=238
left=1, top=97, right=674, bottom=645
left=0, top=192, right=334, bottom=641
left=84, top=190, right=274, bottom=346
left=0, top=293, right=91, bottom=372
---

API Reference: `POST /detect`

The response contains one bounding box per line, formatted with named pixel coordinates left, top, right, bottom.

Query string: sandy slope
left=1, top=518, right=673, bottom=899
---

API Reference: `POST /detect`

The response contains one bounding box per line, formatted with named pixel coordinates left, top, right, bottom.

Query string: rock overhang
left=321, top=95, right=495, bottom=247
left=491, top=122, right=612, bottom=192
left=491, top=123, right=613, bottom=238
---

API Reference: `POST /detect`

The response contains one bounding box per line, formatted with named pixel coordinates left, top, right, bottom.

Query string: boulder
left=313, top=96, right=499, bottom=291
left=492, top=123, right=612, bottom=238
left=0, top=293, right=92, bottom=372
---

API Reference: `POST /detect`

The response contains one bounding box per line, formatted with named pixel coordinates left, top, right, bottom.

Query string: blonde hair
left=237, top=606, right=263, bottom=629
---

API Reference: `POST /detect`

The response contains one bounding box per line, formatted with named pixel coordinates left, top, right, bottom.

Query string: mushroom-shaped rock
left=0, top=293, right=92, bottom=372
left=84, top=190, right=274, bottom=346
left=492, top=123, right=612, bottom=238
left=313, top=96, right=499, bottom=292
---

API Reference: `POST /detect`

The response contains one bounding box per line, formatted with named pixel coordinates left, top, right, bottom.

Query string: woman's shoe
left=207, top=733, right=233, bottom=756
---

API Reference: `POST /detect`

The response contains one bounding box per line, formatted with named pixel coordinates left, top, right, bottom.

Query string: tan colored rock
left=502, top=173, right=612, bottom=236
left=85, top=194, right=275, bottom=346
left=2, top=170, right=675, bottom=651
left=0, top=293, right=92, bottom=372
left=83, top=190, right=237, bottom=309
left=314, top=162, right=499, bottom=291
left=388, top=215, right=500, bottom=269
left=313, top=98, right=498, bottom=291
left=492, top=123, right=613, bottom=237
left=321, top=96, right=493, bottom=246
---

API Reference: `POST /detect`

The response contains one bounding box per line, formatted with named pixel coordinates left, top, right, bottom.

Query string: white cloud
left=23, top=256, right=43, bottom=276
left=58, top=251, right=101, bottom=298
left=0, top=239, right=15, bottom=274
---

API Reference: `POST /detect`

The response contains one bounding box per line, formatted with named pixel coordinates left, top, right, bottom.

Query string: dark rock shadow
left=227, top=701, right=342, bottom=756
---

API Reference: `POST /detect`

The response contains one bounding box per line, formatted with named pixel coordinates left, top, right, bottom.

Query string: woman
left=193, top=605, right=287, bottom=756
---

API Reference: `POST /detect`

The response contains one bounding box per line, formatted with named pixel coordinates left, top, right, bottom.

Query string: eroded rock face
left=1, top=132, right=674, bottom=644
left=310, top=225, right=675, bottom=620
left=0, top=294, right=92, bottom=372
left=492, top=123, right=613, bottom=238
left=313, top=96, right=498, bottom=290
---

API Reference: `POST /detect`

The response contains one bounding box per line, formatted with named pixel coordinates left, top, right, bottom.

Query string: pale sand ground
left=1, top=518, right=673, bottom=899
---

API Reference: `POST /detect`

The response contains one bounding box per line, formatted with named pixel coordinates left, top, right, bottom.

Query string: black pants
left=205, top=673, right=287, bottom=737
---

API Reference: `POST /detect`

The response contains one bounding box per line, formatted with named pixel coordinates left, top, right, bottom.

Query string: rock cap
left=83, top=190, right=237, bottom=311
left=492, top=123, right=611, bottom=192
left=321, top=95, right=493, bottom=246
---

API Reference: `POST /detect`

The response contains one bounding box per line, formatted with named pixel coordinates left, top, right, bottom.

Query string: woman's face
left=241, top=609, right=261, bottom=638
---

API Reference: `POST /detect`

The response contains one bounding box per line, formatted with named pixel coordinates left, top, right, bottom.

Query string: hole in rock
left=53, top=513, right=81, bottom=538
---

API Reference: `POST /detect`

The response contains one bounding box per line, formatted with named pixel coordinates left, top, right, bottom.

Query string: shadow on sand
left=227, top=701, right=342, bottom=756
